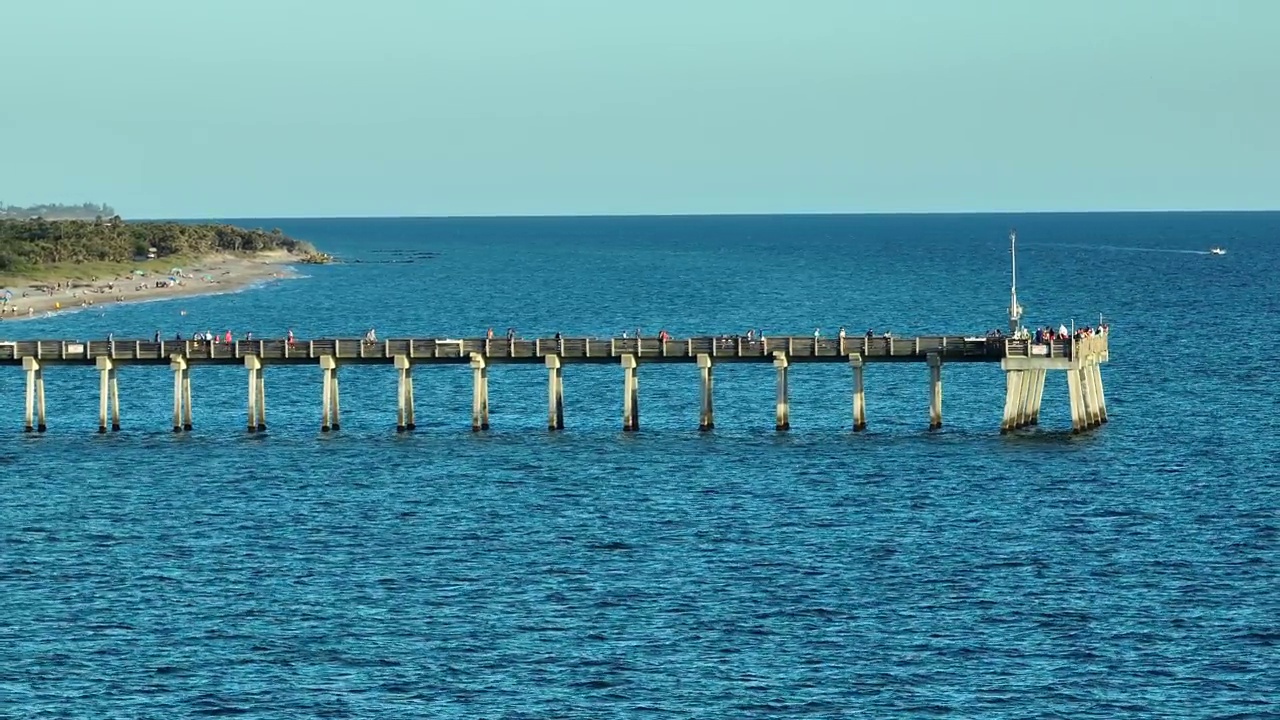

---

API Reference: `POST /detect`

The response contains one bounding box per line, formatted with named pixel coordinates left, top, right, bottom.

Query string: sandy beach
left=0, top=250, right=300, bottom=321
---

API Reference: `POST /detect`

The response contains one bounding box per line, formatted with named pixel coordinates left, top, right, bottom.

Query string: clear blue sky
left=1, top=0, right=1277, bottom=218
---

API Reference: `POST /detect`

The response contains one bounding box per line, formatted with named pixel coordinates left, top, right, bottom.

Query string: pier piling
left=1000, top=370, right=1022, bottom=434
left=98, top=357, right=110, bottom=433
left=545, top=354, right=564, bottom=431
left=773, top=351, right=790, bottom=431
left=96, top=356, right=120, bottom=432
left=1028, top=369, right=1046, bottom=425
left=171, top=355, right=190, bottom=432
left=698, top=354, right=714, bottom=431
left=395, top=355, right=417, bottom=432
left=23, top=357, right=44, bottom=433
left=928, top=353, right=942, bottom=430
left=320, top=355, right=340, bottom=432
left=621, top=354, right=639, bottom=431
left=1091, top=360, right=1108, bottom=423
left=1066, top=366, right=1086, bottom=433
left=245, top=355, right=266, bottom=432
left=470, top=353, right=489, bottom=431
left=850, top=353, right=866, bottom=431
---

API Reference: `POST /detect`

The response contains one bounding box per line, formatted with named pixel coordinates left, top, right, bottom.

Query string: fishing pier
left=2, top=231, right=1111, bottom=436
left=0, top=332, right=1109, bottom=435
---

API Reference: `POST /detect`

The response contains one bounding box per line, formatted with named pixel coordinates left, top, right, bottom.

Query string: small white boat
left=1209, top=247, right=1226, bottom=255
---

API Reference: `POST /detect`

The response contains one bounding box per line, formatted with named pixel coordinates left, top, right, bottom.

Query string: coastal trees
left=0, top=218, right=313, bottom=273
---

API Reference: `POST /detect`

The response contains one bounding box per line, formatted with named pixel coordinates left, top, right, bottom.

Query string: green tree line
left=0, top=218, right=315, bottom=272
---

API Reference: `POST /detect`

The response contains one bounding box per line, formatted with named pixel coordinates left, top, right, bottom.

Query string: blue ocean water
left=1, top=213, right=1276, bottom=718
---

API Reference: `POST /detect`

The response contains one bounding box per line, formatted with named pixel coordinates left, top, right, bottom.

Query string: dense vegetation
left=0, top=217, right=314, bottom=273
left=0, top=202, right=116, bottom=220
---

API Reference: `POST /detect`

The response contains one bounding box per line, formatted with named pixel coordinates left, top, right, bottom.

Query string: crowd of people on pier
left=102, top=324, right=1107, bottom=348
left=1031, top=323, right=1108, bottom=344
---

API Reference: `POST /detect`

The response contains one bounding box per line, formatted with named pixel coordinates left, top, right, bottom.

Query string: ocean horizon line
left=131, top=208, right=1280, bottom=222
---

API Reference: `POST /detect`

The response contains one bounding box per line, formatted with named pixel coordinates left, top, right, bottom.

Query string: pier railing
left=0, top=334, right=1048, bottom=364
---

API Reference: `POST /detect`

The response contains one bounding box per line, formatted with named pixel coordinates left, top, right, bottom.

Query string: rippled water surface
left=2, top=213, right=1277, bottom=718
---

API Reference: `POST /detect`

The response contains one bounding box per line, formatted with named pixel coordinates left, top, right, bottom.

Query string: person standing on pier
left=287, top=329, right=295, bottom=347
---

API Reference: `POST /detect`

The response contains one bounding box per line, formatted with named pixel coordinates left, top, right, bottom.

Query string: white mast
left=1008, top=229, right=1022, bottom=335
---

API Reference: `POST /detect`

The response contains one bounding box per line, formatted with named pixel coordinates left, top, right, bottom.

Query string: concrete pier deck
left=0, top=334, right=1082, bottom=366
left=0, top=332, right=1110, bottom=435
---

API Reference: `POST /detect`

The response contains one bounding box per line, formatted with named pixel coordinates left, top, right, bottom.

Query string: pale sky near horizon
left=1, top=0, right=1277, bottom=218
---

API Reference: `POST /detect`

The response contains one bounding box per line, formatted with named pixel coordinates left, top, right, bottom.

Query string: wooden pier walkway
left=0, top=333, right=1110, bottom=435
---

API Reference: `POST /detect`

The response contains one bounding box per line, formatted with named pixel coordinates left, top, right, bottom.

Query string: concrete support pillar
left=111, top=367, right=121, bottom=432
left=22, top=357, right=47, bottom=433
left=1066, top=365, right=1086, bottom=433
left=1028, top=369, right=1047, bottom=425
left=182, top=366, right=193, bottom=431
left=850, top=353, right=866, bottom=431
left=470, top=352, right=489, bottom=431
left=331, top=364, right=341, bottom=431
left=320, top=355, right=340, bottom=432
left=1080, top=363, right=1100, bottom=429
left=23, top=357, right=45, bottom=433
left=395, top=355, right=417, bottom=432
left=36, top=365, right=46, bottom=433
left=245, top=355, right=266, bottom=433
left=405, top=365, right=416, bottom=430
left=621, top=354, right=639, bottom=431
left=773, top=351, right=790, bottom=431
left=697, top=353, right=714, bottom=431
left=256, top=367, right=266, bottom=431
left=1092, top=360, right=1108, bottom=423
left=1000, top=370, right=1023, bottom=434
left=96, top=356, right=121, bottom=433
left=545, top=354, right=564, bottom=431
left=1016, top=369, right=1035, bottom=428
left=927, top=353, right=942, bottom=430
left=24, top=357, right=37, bottom=433
left=98, top=357, right=111, bottom=434
left=170, top=355, right=189, bottom=432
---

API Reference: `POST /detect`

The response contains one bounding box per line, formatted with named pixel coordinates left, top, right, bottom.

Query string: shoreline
left=0, top=251, right=302, bottom=322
